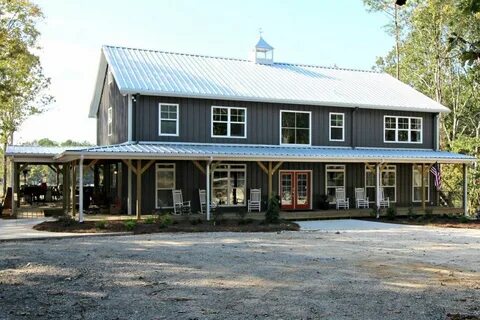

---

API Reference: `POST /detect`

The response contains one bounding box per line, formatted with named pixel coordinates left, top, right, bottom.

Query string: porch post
left=72, top=161, right=76, bottom=216
left=375, top=163, right=380, bottom=217
left=421, top=163, right=426, bottom=211
left=136, top=160, right=141, bottom=220
left=127, top=159, right=132, bottom=215
left=65, top=163, right=70, bottom=214
left=62, top=164, right=67, bottom=214
left=11, top=159, right=15, bottom=216
left=268, top=162, right=273, bottom=198
left=79, top=156, right=84, bottom=222
left=463, top=163, right=468, bottom=216
left=206, top=158, right=211, bottom=221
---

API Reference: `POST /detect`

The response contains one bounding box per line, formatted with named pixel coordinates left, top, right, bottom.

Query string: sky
left=16, top=0, right=392, bottom=145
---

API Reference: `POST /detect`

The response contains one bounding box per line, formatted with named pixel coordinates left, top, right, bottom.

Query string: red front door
left=280, top=171, right=311, bottom=210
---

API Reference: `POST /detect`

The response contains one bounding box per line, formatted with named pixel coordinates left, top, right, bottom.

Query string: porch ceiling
left=39, top=142, right=477, bottom=164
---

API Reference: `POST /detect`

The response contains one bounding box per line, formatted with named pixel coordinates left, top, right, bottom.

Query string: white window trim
left=211, top=164, right=247, bottom=207
left=325, top=164, right=346, bottom=204
left=329, top=112, right=345, bottom=142
left=155, top=163, right=176, bottom=209
left=211, top=106, right=247, bottom=138
left=365, top=165, right=397, bottom=203
left=383, top=115, right=423, bottom=144
left=107, top=107, right=113, bottom=137
left=158, top=103, right=179, bottom=136
left=412, top=165, right=430, bottom=202
left=279, top=110, right=312, bottom=146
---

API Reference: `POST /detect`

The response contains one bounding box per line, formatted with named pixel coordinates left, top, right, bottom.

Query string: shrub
left=459, top=215, right=470, bottom=223
left=265, top=195, right=280, bottom=224
left=386, top=206, right=396, bottom=220
left=144, top=217, right=155, bottom=224
left=212, top=207, right=225, bottom=224
left=425, top=208, right=434, bottom=220
left=236, top=207, right=248, bottom=221
left=156, top=214, right=173, bottom=228
left=190, top=218, right=203, bottom=225
left=58, top=215, right=75, bottom=227
left=407, top=206, right=415, bottom=219
left=123, top=219, right=137, bottom=231
left=95, top=220, right=108, bottom=229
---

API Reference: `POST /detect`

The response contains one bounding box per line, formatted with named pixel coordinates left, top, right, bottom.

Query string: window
left=329, top=112, right=344, bottom=141
left=384, top=116, right=422, bottom=143
left=325, top=165, right=345, bottom=203
left=159, top=103, right=179, bottom=136
left=212, top=164, right=246, bottom=206
left=412, top=165, right=430, bottom=202
left=107, top=107, right=113, bottom=136
left=155, top=164, right=176, bottom=208
left=211, top=106, right=246, bottom=138
left=365, top=165, right=396, bottom=202
left=280, top=111, right=311, bottom=145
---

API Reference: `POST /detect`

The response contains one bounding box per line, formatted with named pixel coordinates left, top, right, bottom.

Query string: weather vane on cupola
left=253, top=28, right=274, bottom=65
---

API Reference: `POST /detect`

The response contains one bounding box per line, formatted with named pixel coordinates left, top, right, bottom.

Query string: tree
left=0, top=0, right=53, bottom=194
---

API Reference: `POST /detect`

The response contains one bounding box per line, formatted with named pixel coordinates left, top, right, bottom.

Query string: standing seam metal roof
left=89, top=45, right=451, bottom=117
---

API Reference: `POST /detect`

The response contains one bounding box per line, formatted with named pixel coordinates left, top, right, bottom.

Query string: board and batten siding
left=97, top=69, right=129, bottom=146
left=134, top=95, right=435, bottom=149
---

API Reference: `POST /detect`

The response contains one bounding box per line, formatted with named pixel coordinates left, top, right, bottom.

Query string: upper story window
left=329, top=112, right=344, bottom=141
left=107, top=107, right=113, bottom=136
left=159, top=103, right=179, bottom=136
left=280, top=110, right=311, bottom=145
left=211, top=106, right=246, bottom=138
left=384, top=116, right=422, bottom=143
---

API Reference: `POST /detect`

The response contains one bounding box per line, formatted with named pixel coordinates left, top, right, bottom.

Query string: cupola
left=253, top=33, right=274, bottom=65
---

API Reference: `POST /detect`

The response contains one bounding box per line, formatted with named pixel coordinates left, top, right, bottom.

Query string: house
left=6, top=37, right=475, bottom=220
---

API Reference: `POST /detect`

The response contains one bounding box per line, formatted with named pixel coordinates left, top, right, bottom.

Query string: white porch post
left=11, top=158, right=15, bottom=216
left=79, top=155, right=84, bottom=223
left=463, top=163, right=468, bottom=216
left=127, top=94, right=133, bottom=142
left=375, top=163, right=381, bottom=218
left=127, top=159, right=132, bottom=215
left=206, top=159, right=211, bottom=221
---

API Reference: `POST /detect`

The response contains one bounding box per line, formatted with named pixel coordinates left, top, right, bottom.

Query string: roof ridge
left=102, top=44, right=381, bottom=74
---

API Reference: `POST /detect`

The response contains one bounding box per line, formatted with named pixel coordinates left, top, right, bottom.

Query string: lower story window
left=412, top=165, right=430, bottom=202
left=365, top=165, right=396, bottom=202
left=212, top=164, right=246, bottom=206
left=156, top=163, right=175, bottom=208
left=325, top=165, right=345, bottom=203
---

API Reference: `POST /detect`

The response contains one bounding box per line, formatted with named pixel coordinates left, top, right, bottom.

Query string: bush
left=386, top=206, right=396, bottom=220
left=236, top=207, right=248, bottom=220
left=143, top=217, right=155, bottom=224
left=265, top=195, right=280, bottom=224
left=459, top=215, right=470, bottom=223
left=155, top=214, right=173, bottom=228
left=407, top=206, right=415, bottom=219
left=123, top=219, right=137, bottom=231
left=212, top=207, right=225, bottom=224
left=425, top=208, right=434, bottom=220
left=190, top=218, right=203, bottom=226
left=58, top=215, right=75, bottom=227
left=95, top=220, right=108, bottom=229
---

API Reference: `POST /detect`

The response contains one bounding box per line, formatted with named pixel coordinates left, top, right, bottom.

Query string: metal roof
left=89, top=45, right=451, bottom=117
left=255, top=37, right=274, bottom=51
left=50, top=142, right=474, bottom=164
left=6, top=145, right=84, bottom=156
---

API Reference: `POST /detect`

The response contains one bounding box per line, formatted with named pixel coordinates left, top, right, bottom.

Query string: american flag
left=430, top=163, right=442, bottom=191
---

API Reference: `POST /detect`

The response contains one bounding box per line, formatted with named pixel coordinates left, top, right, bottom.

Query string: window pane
left=230, top=108, right=245, bottom=122
left=385, top=117, right=396, bottom=129
left=296, top=113, right=309, bottom=128
left=157, top=171, right=174, bottom=189
left=398, top=130, right=409, bottom=141
left=411, top=130, right=421, bottom=142
left=398, top=118, right=409, bottom=129
left=212, top=188, right=228, bottom=205
left=160, top=120, right=177, bottom=134
left=213, top=108, right=228, bottom=121
left=282, top=112, right=296, bottom=127
left=213, top=171, right=228, bottom=188
left=157, top=190, right=173, bottom=207
left=296, top=129, right=310, bottom=144
left=365, top=171, right=375, bottom=186
left=411, top=118, right=422, bottom=129
left=383, top=187, right=396, bottom=202
left=213, top=122, right=228, bottom=136
left=382, top=171, right=395, bottom=186
left=327, top=172, right=344, bottom=187
left=282, top=129, right=296, bottom=144
left=331, top=127, right=343, bottom=140
left=230, top=123, right=245, bottom=137
left=230, top=188, right=245, bottom=205
left=385, top=129, right=396, bottom=141
left=331, top=114, right=343, bottom=126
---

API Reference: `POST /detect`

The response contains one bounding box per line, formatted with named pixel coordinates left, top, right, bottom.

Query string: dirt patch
left=33, top=218, right=300, bottom=234
left=363, top=216, right=480, bottom=229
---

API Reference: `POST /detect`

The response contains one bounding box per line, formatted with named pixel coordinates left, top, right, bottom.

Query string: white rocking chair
left=248, top=189, right=262, bottom=212
left=335, top=187, right=350, bottom=210
left=172, top=190, right=191, bottom=215
left=355, top=188, right=369, bottom=209
left=198, top=189, right=217, bottom=214
left=379, top=187, right=390, bottom=208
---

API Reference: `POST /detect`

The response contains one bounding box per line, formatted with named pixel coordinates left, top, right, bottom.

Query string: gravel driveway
left=1, top=224, right=479, bottom=319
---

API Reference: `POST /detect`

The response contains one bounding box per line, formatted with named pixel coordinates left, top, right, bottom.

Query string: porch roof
left=47, top=142, right=476, bottom=164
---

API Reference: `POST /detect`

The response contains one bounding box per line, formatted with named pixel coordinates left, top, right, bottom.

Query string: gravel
left=1, top=226, right=479, bottom=319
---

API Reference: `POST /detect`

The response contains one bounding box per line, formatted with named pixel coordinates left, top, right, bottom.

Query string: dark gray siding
left=97, top=71, right=129, bottom=146
left=134, top=95, right=435, bottom=149
left=124, top=160, right=436, bottom=214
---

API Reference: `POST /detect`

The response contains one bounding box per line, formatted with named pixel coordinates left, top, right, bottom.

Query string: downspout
left=206, top=156, right=213, bottom=221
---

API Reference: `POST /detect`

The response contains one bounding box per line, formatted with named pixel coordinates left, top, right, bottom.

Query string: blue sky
left=17, top=0, right=392, bottom=144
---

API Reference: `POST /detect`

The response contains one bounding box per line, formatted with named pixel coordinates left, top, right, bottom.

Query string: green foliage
left=123, top=219, right=137, bottom=231
left=95, top=220, right=107, bottom=229
left=155, top=214, right=173, bottom=228
left=143, top=217, right=155, bottom=224
left=58, top=215, right=75, bottom=227
left=459, top=215, right=470, bottom=223
left=386, top=206, right=397, bottom=220
left=424, top=208, right=434, bottom=220
left=236, top=207, right=248, bottom=220
left=265, top=195, right=280, bottom=224
left=407, top=206, right=416, bottom=219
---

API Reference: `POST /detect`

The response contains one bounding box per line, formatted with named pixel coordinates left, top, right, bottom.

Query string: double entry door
left=279, top=171, right=312, bottom=210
